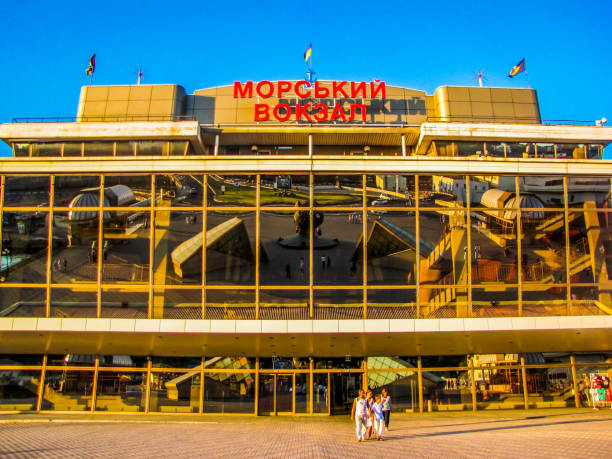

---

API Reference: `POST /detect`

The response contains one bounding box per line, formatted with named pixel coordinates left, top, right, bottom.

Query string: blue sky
left=1, top=0, right=611, bottom=157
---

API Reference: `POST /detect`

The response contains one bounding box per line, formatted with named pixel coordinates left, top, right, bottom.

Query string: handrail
left=11, top=115, right=196, bottom=123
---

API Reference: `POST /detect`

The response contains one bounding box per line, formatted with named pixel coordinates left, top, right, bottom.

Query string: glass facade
left=1, top=172, right=611, bottom=319
left=2, top=353, right=607, bottom=414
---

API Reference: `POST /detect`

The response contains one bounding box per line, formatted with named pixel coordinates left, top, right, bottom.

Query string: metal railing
left=11, top=115, right=196, bottom=123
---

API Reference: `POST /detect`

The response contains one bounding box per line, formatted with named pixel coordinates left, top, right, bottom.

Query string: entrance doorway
left=258, top=373, right=294, bottom=415
left=330, top=373, right=361, bottom=414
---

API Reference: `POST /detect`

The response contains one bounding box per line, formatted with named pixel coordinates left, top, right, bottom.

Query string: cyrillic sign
left=233, top=80, right=387, bottom=123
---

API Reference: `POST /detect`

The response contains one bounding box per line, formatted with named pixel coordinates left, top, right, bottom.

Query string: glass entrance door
left=258, top=373, right=294, bottom=415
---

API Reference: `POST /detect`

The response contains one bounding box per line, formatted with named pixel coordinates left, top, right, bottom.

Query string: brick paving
left=0, top=409, right=611, bottom=458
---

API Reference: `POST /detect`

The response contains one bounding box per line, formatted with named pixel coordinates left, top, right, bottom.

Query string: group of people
left=52, top=257, right=67, bottom=272
left=350, top=388, right=391, bottom=442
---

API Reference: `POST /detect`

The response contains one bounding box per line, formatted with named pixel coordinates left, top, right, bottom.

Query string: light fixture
left=251, top=145, right=258, bottom=152
left=363, top=145, right=371, bottom=153
left=596, top=117, right=607, bottom=126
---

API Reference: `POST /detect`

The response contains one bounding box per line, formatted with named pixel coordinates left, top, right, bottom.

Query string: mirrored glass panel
left=259, top=289, right=309, bottom=320
left=424, top=370, right=473, bottom=411
left=261, top=175, right=310, bottom=207
left=419, top=210, right=468, bottom=287
left=367, top=289, right=416, bottom=319
left=312, top=373, right=329, bottom=414
left=51, top=210, right=98, bottom=285
left=0, top=287, right=45, bottom=317
left=420, top=288, right=468, bottom=319
left=154, top=174, right=203, bottom=207
left=0, top=369, right=41, bottom=411
left=101, top=289, right=148, bottom=318
left=41, top=370, right=94, bottom=411
left=203, top=370, right=255, bottom=413
left=207, top=175, right=256, bottom=207
left=314, top=289, right=363, bottom=319
left=83, top=142, right=114, bottom=157
left=366, top=211, right=416, bottom=286
left=149, top=371, right=200, bottom=413
left=260, top=211, right=309, bottom=286
left=557, top=143, right=585, bottom=159
left=567, top=177, right=610, bottom=208
left=525, top=365, right=574, bottom=407
left=100, top=209, right=151, bottom=285
left=313, top=210, right=363, bottom=286
left=154, top=210, right=203, bottom=285
left=418, top=175, right=467, bottom=207
left=1, top=211, right=48, bottom=284
left=472, top=287, right=519, bottom=318
left=366, top=369, right=418, bottom=413
left=518, top=176, right=564, bottom=208
left=153, top=288, right=202, bottom=319
left=314, top=175, right=362, bottom=207
left=205, top=289, right=255, bottom=320
left=50, top=288, right=97, bottom=318
left=95, top=370, right=146, bottom=412
left=205, top=211, right=255, bottom=285
left=471, top=211, right=518, bottom=285
left=472, top=361, right=523, bottom=410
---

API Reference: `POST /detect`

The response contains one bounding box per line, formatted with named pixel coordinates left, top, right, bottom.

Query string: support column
left=309, top=173, right=314, bottom=318
left=254, top=358, right=260, bottom=416
left=144, top=357, right=152, bottom=414
left=90, top=356, right=99, bottom=413
left=308, top=134, right=313, bottom=158
left=417, top=356, right=424, bottom=413
left=362, top=174, right=367, bottom=319
left=470, top=358, right=477, bottom=412
left=309, top=358, right=314, bottom=414
left=214, top=135, right=219, bottom=156
left=401, top=135, right=406, bottom=157
left=45, top=176, right=54, bottom=318
left=199, top=357, right=205, bottom=415
left=520, top=355, right=529, bottom=410
left=36, top=355, right=47, bottom=412
left=570, top=354, right=581, bottom=408
left=255, top=175, right=261, bottom=320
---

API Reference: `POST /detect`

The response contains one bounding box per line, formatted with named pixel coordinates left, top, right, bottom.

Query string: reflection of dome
left=480, top=189, right=545, bottom=221
left=68, top=185, right=135, bottom=221
left=68, top=193, right=110, bottom=221
left=504, top=195, right=545, bottom=220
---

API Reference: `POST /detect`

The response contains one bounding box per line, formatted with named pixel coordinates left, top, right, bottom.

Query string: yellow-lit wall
left=75, top=82, right=541, bottom=126
left=432, top=86, right=541, bottom=124
left=77, top=84, right=186, bottom=122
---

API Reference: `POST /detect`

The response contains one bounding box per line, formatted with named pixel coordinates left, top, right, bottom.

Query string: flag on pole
left=86, top=54, right=96, bottom=75
left=508, top=58, right=525, bottom=78
left=304, top=44, right=312, bottom=63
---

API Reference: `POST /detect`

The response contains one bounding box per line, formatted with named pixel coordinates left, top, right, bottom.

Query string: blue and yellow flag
left=304, top=44, right=312, bottom=63
left=508, top=58, right=525, bottom=78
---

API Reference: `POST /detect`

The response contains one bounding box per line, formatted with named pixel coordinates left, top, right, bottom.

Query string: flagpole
left=525, top=69, right=530, bottom=89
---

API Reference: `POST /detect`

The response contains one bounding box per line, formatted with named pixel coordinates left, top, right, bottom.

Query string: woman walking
left=381, top=388, right=392, bottom=430
left=372, top=394, right=385, bottom=440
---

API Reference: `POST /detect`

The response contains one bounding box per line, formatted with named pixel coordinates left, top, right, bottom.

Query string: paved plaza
left=0, top=409, right=611, bottom=458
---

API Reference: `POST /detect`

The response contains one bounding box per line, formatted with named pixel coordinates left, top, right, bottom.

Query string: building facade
left=0, top=81, right=611, bottom=415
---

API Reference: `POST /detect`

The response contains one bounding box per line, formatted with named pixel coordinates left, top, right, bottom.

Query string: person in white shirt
left=350, top=389, right=370, bottom=442
left=371, top=394, right=385, bottom=440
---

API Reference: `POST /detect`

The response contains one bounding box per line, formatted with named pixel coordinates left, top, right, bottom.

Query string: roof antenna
left=474, top=69, right=487, bottom=87
left=133, top=65, right=146, bottom=85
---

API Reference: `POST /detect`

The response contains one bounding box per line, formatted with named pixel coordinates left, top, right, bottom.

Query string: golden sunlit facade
left=0, top=81, right=611, bottom=415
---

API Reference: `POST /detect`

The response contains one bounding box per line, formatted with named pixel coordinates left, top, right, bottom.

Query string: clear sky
left=1, top=0, right=611, bottom=157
